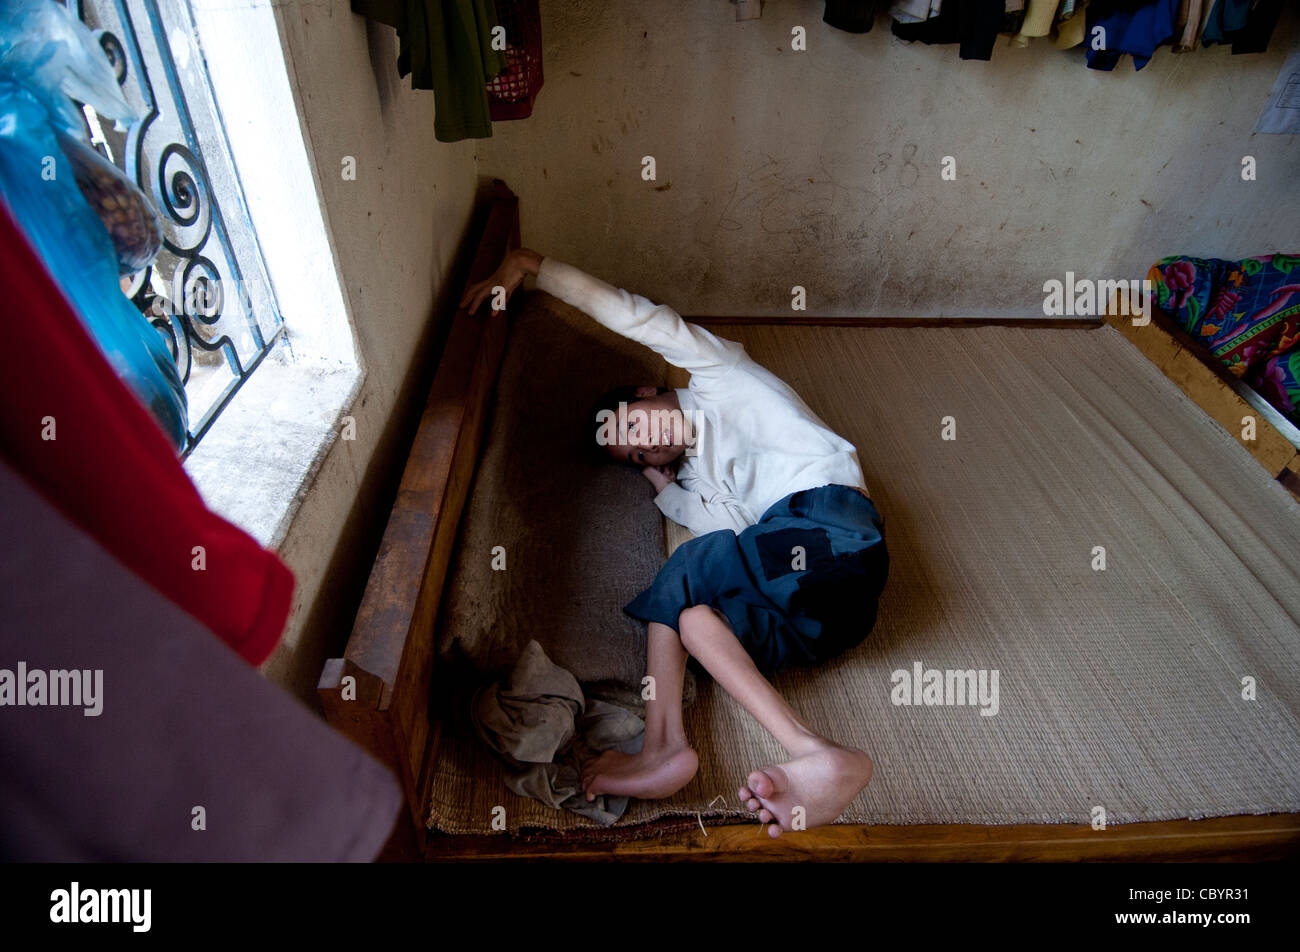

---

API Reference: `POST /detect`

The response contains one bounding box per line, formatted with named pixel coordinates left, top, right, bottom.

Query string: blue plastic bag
left=0, top=0, right=187, bottom=449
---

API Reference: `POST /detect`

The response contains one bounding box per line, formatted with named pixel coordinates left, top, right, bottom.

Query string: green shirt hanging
left=353, top=0, right=507, bottom=142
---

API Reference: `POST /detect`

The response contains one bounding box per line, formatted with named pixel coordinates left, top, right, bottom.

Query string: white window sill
left=184, top=351, right=361, bottom=548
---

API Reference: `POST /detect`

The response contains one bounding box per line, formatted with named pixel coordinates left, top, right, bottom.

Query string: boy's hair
left=585, top=385, right=671, bottom=466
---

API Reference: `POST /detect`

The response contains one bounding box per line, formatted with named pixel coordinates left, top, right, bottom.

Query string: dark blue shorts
left=622, top=484, right=889, bottom=674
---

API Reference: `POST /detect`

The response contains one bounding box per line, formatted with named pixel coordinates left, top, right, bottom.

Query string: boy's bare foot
left=581, top=742, right=699, bottom=801
left=738, top=742, right=874, bottom=838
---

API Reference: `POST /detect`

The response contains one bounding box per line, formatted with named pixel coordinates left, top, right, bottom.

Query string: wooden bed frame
left=1101, top=294, right=1300, bottom=497
left=318, top=180, right=1300, bottom=861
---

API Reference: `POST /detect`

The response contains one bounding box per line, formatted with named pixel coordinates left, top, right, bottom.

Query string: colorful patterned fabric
left=1147, top=253, right=1300, bottom=426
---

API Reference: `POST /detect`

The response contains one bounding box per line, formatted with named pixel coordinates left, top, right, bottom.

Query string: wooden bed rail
left=1102, top=292, right=1300, bottom=502
left=318, top=181, right=520, bottom=855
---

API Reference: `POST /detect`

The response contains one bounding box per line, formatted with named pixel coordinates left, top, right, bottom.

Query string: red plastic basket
left=487, top=0, right=543, bottom=120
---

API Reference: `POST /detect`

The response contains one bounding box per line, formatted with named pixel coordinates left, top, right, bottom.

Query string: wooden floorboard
left=423, top=813, right=1300, bottom=862
left=689, top=316, right=1104, bottom=328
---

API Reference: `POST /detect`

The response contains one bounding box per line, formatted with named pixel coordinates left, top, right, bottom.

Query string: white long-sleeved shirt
left=535, top=258, right=869, bottom=537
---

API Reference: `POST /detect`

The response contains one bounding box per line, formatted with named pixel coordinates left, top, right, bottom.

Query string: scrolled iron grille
left=68, top=0, right=284, bottom=456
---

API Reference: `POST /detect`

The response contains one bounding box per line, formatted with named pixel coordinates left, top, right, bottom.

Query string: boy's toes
left=746, top=768, right=777, bottom=799
left=745, top=797, right=762, bottom=813
left=767, top=823, right=782, bottom=839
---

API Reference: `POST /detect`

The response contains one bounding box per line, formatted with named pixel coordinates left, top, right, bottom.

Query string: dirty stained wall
left=476, top=1, right=1300, bottom=318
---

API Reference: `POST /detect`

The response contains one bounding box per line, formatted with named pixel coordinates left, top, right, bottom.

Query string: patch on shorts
left=755, top=527, right=833, bottom=581
left=795, top=543, right=888, bottom=639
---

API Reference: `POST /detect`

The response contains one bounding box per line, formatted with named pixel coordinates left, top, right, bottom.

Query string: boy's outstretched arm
left=461, top=248, right=746, bottom=382
left=460, top=247, right=543, bottom=316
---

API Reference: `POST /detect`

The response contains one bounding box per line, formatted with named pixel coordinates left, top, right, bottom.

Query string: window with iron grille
left=68, top=0, right=287, bottom=457
left=63, top=0, right=363, bottom=547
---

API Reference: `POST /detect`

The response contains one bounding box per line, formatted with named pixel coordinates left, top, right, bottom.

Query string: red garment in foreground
left=0, top=198, right=294, bottom=665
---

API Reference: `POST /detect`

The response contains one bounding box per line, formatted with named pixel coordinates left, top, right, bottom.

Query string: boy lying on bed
left=461, top=249, right=890, bottom=837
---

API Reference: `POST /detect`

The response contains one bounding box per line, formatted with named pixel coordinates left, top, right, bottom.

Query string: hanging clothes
left=1199, top=0, right=1251, bottom=45
left=0, top=198, right=294, bottom=667
left=1088, top=0, right=1156, bottom=14
left=1172, top=0, right=1205, bottom=51
left=352, top=0, right=507, bottom=142
left=890, top=1, right=1007, bottom=61
left=890, top=0, right=943, bottom=24
left=1002, top=1, right=1029, bottom=34
left=1085, top=0, right=1178, bottom=70
left=1198, top=0, right=1284, bottom=54
left=824, top=0, right=884, bottom=33
left=1197, top=0, right=1217, bottom=39
left=1009, top=0, right=1058, bottom=48
left=0, top=456, right=402, bottom=861
left=1226, top=0, right=1284, bottom=54
left=1052, top=0, right=1091, bottom=48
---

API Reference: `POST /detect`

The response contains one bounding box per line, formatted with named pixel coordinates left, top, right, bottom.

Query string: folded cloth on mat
left=471, top=640, right=645, bottom=826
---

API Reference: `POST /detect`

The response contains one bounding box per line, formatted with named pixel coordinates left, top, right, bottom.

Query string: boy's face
left=602, top=388, right=686, bottom=468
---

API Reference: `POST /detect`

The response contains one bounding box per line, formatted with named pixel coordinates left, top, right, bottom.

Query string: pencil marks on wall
left=691, top=144, right=923, bottom=253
